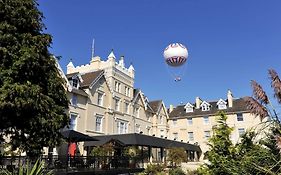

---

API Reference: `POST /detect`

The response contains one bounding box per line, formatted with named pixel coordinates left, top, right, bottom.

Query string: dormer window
left=217, top=99, right=227, bottom=110
left=72, top=79, right=78, bottom=88
left=201, top=101, right=210, bottom=111
left=184, top=103, right=194, bottom=113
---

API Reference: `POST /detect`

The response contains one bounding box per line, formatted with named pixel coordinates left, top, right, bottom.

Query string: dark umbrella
left=60, top=130, right=99, bottom=142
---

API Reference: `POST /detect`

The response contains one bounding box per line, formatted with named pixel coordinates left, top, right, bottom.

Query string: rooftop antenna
left=91, top=38, right=95, bottom=58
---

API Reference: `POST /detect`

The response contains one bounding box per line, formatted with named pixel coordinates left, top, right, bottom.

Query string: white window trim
left=117, top=120, right=128, bottom=134
left=188, top=132, right=194, bottom=141
left=69, top=112, right=78, bottom=131
left=95, top=114, right=104, bottom=133
left=187, top=118, right=193, bottom=125
left=114, top=97, right=120, bottom=111
left=203, top=116, right=210, bottom=125
left=71, top=94, right=78, bottom=106
left=237, top=113, right=244, bottom=122
left=97, top=92, right=104, bottom=106
left=124, top=101, right=130, bottom=114
left=204, top=131, right=211, bottom=139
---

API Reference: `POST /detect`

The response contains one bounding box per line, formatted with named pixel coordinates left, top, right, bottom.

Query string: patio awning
left=61, top=130, right=99, bottom=142
left=84, top=133, right=201, bottom=152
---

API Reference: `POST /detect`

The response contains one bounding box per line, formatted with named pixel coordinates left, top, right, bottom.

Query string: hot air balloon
left=163, top=43, right=189, bottom=81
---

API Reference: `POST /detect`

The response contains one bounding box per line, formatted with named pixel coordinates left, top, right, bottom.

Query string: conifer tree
left=0, top=0, right=69, bottom=157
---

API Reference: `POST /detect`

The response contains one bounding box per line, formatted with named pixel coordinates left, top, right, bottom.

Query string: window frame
left=238, top=128, right=245, bottom=137
left=203, top=116, right=209, bottom=124
left=204, top=130, right=211, bottom=139
left=95, top=115, right=103, bottom=132
left=237, top=113, right=244, bottom=121
left=188, top=132, right=194, bottom=141
left=97, top=92, right=103, bottom=106
left=187, top=118, right=193, bottom=125
left=69, top=113, right=78, bottom=130
left=71, top=94, right=78, bottom=106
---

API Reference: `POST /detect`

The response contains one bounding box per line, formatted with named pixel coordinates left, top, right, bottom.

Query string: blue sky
left=39, top=0, right=281, bottom=107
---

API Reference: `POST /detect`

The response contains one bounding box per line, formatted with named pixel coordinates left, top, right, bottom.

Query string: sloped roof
left=148, top=100, right=162, bottom=113
left=80, top=70, right=104, bottom=88
left=169, top=98, right=250, bottom=119
left=71, top=88, right=88, bottom=97
left=84, top=133, right=201, bottom=152
left=66, top=72, right=79, bottom=79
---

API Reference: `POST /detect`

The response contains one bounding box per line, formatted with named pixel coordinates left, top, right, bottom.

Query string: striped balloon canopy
left=163, top=43, right=188, bottom=67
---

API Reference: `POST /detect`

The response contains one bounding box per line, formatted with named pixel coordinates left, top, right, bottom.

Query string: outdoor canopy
left=84, top=133, right=201, bottom=152
left=60, top=130, right=99, bottom=142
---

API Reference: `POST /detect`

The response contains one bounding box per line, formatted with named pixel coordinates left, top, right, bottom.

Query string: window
left=124, top=102, right=129, bottom=114
left=147, top=126, right=151, bottom=135
left=160, top=116, right=164, bottom=124
left=173, top=133, right=178, bottom=140
left=134, top=107, right=139, bottom=118
left=203, top=116, right=209, bottom=124
left=135, top=124, right=141, bottom=133
left=125, top=86, right=130, bottom=97
left=202, top=104, right=210, bottom=111
left=218, top=104, right=227, bottom=110
left=69, top=113, right=78, bottom=130
left=117, top=121, right=128, bottom=134
left=160, top=130, right=165, bottom=138
left=71, top=94, right=77, bottom=106
left=217, top=99, right=227, bottom=110
left=173, top=119, right=177, bottom=126
left=187, top=118, right=193, bottom=125
left=115, top=81, right=121, bottom=92
left=188, top=132, right=194, bottom=141
left=238, top=128, right=245, bottom=137
left=97, top=92, right=103, bottom=106
left=114, top=98, right=120, bottom=111
left=237, top=113, right=244, bottom=121
left=204, top=131, right=211, bottom=139
left=72, top=79, right=78, bottom=88
left=95, top=115, right=103, bottom=132
left=185, top=107, right=193, bottom=113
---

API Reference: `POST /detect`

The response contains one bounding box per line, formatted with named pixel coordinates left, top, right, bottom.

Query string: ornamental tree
left=0, top=0, right=69, bottom=157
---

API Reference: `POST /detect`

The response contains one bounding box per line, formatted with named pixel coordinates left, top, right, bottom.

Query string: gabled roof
left=66, top=72, right=79, bottom=79
left=79, top=70, right=104, bottom=88
left=184, top=102, right=194, bottom=108
left=169, top=98, right=250, bottom=119
left=148, top=100, right=162, bottom=113
left=217, top=99, right=227, bottom=105
left=132, top=89, right=148, bottom=110
left=200, top=101, right=210, bottom=107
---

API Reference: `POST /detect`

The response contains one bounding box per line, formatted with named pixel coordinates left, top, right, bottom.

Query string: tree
left=199, top=69, right=281, bottom=175
left=243, top=69, right=281, bottom=174
left=199, top=111, right=239, bottom=175
left=0, top=0, right=69, bottom=157
left=167, top=147, right=187, bottom=167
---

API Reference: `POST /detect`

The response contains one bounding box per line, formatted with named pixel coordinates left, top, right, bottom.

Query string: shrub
left=169, top=167, right=186, bottom=175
